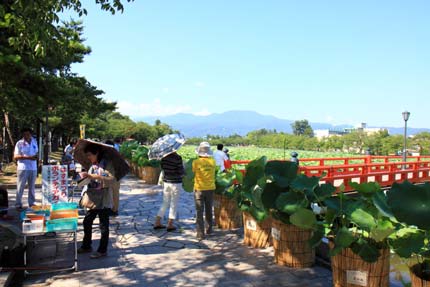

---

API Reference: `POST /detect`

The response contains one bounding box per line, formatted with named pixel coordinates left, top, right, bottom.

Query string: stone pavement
left=1, top=175, right=336, bottom=287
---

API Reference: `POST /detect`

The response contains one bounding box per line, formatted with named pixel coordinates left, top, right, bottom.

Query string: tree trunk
left=3, top=112, right=15, bottom=162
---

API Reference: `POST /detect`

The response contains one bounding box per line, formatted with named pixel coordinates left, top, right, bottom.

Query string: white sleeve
left=14, top=142, right=20, bottom=156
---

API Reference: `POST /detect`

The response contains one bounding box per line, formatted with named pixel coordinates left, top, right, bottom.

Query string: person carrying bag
left=77, top=143, right=115, bottom=259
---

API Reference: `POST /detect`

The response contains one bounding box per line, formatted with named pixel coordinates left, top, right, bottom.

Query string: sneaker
left=77, top=247, right=92, bottom=254
left=166, top=226, right=177, bottom=232
left=90, top=252, right=107, bottom=259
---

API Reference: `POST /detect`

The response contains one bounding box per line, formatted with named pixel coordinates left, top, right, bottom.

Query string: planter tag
left=271, top=228, right=280, bottom=241
left=346, top=270, right=368, bottom=286
left=246, top=220, right=257, bottom=231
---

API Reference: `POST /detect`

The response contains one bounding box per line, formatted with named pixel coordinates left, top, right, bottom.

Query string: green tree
left=291, top=120, right=314, bottom=137
left=412, top=132, right=430, bottom=155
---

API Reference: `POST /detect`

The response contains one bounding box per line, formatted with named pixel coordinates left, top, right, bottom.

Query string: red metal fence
left=229, top=156, right=430, bottom=192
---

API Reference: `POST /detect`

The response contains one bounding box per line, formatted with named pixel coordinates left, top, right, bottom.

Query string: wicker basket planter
left=138, top=166, right=161, bottom=184
left=243, top=212, right=271, bottom=248
left=271, top=219, right=315, bottom=268
left=410, top=264, right=430, bottom=287
left=213, top=194, right=243, bottom=229
left=330, top=243, right=390, bottom=287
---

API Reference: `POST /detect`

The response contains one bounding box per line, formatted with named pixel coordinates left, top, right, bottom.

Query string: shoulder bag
left=79, top=188, right=106, bottom=209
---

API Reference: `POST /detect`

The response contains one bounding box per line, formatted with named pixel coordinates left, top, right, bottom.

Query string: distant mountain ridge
left=133, top=110, right=429, bottom=138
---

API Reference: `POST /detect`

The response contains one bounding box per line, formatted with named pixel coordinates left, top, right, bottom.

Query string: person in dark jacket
left=153, top=152, right=184, bottom=231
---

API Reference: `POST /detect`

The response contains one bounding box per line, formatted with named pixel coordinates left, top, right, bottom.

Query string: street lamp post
left=402, top=111, right=410, bottom=166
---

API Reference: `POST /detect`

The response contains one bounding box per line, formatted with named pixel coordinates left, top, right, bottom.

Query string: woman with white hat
left=192, top=142, right=216, bottom=240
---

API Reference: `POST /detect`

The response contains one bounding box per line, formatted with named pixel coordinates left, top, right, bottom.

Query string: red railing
left=229, top=156, right=430, bottom=192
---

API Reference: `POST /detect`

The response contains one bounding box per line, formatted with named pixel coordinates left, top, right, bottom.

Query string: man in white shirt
left=213, top=144, right=229, bottom=172
left=14, top=128, right=38, bottom=209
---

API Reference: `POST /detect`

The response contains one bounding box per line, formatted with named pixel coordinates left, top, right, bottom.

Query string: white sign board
left=346, top=270, right=368, bottom=286
left=42, top=165, right=68, bottom=204
left=271, top=227, right=281, bottom=241
left=246, top=219, right=257, bottom=231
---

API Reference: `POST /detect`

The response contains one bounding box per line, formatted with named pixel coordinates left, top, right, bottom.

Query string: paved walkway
left=2, top=175, right=335, bottom=287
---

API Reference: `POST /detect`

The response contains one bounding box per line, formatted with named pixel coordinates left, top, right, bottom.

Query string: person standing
left=213, top=144, right=228, bottom=172
left=113, top=137, right=121, bottom=152
left=192, top=142, right=216, bottom=240
left=14, top=128, right=38, bottom=209
left=154, top=151, right=184, bottom=231
left=78, top=143, right=115, bottom=259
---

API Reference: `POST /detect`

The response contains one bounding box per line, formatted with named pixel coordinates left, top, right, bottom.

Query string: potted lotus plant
left=263, top=161, right=335, bottom=268
left=236, top=156, right=273, bottom=248
left=386, top=181, right=430, bottom=287
left=237, top=156, right=336, bottom=266
left=322, top=182, right=395, bottom=287
left=212, top=169, right=244, bottom=229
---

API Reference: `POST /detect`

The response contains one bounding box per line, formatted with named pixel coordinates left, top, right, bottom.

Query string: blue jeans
left=16, top=170, right=37, bottom=207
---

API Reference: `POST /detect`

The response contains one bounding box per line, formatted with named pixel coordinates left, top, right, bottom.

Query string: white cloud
left=117, top=98, right=194, bottom=117
left=193, top=109, right=211, bottom=116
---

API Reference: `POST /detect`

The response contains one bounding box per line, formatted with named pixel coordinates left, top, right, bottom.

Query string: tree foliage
left=291, top=120, right=314, bottom=137
left=0, top=0, right=133, bottom=154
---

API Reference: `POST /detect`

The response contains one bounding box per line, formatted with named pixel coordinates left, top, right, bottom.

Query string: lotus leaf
left=182, top=159, right=195, bottom=192
left=308, top=223, right=326, bottom=248
left=265, top=161, right=298, bottom=188
left=275, top=191, right=308, bottom=215
left=372, top=190, right=394, bottom=219
left=350, top=181, right=380, bottom=197
left=389, top=228, right=426, bottom=258
left=349, top=207, right=377, bottom=231
left=261, top=182, right=284, bottom=210
left=243, top=156, right=266, bottom=189
left=249, top=205, right=268, bottom=222
left=290, top=208, right=316, bottom=230
left=351, top=238, right=380, bottom=262
left=314, top=183, right=336, bottom=201
left=330, top=227, right=356, bottom=256
left=251, top=185, right=265, bottom=211
left=370, top=218, right=395, bottom=242
left=290, top=175, right=320, bottom=201
left=387, top=182, right=430, bottom=230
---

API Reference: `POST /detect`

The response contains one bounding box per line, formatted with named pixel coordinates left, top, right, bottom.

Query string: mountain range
left=133, top=110, right=429, bottom=138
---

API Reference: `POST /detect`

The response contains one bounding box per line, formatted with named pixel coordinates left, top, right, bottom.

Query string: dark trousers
left=82, top=208, right=110, bottom=253
left=194, top=190, right=214, bottom=236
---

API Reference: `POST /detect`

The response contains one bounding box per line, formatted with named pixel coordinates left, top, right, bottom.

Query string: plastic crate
left=22, top=219, right=44, bottom=234
left=46, top=218, right=78, bottom=232
left=51, top=202, right=79, bottom=211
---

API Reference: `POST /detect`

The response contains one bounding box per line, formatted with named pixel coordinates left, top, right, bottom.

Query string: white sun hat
left=195, top=142, right=213, bottom=157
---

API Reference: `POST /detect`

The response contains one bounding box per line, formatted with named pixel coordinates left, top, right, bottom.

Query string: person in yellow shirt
left=192, top=142, right=216, bottom=240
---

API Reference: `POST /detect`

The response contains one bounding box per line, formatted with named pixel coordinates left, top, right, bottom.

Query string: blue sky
left=70, top=1, right=429, bottom=128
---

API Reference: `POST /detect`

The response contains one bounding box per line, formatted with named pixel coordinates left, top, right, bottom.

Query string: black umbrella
left=73, top=139, right=130, bottom=181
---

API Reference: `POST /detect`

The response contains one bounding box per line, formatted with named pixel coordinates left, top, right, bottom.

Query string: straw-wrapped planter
left=243, top=212, right=272, bottom=248
left=213, top=193, right=243, bottom=229
left=139, top=166, right=161, bottom=184
left=330, top=242, right=390, bottom=287
left=410, top=264, right=430, bottom=287
left=271, top=219, right=315, bottom=268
